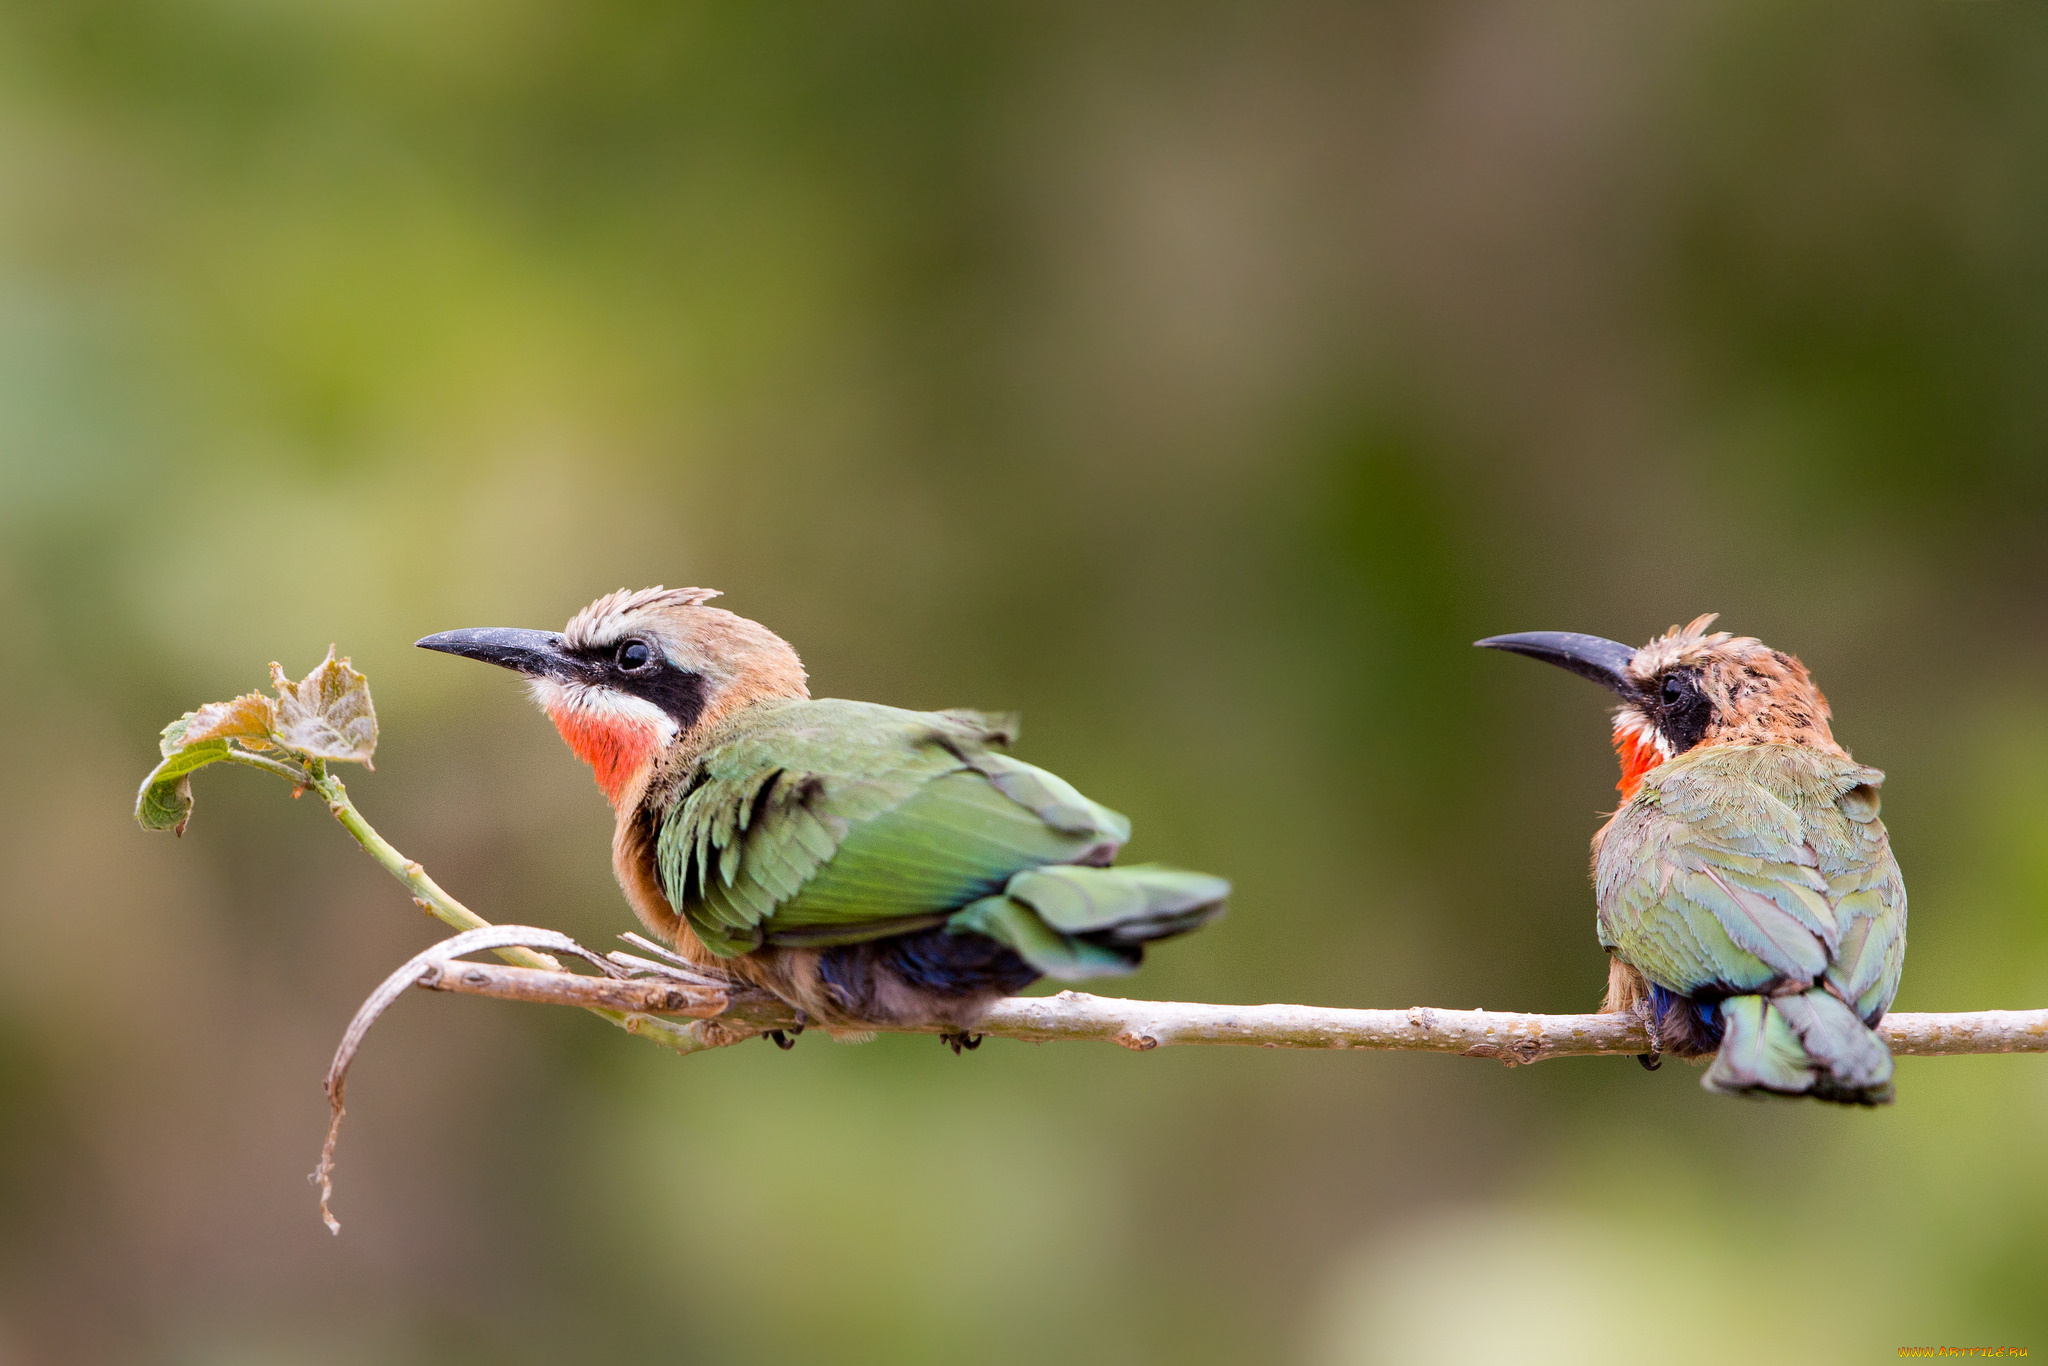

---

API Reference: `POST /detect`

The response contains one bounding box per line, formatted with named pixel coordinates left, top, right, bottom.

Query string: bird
left=417, top=586, right=1228, bottom=1045
left=1478, top=614, right=1906, bottom=1104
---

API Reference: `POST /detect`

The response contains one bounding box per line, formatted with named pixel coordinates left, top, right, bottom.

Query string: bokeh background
left=2, top=2, right=2046, bottom=1362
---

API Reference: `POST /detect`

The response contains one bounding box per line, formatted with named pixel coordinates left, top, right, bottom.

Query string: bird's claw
left=766, top=1026, right=803, bottom=1051
left=1637, top=1009, right=1662, bottom=1069
left=1628, top=994, right=1662, bottom=1071
left=938, top=1031, right=983, bottom=1055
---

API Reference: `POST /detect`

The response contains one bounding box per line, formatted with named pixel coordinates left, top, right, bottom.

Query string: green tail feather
left=947, top=863, right=1229, bottom=980
left=1703, top=989, right=1894, bottom=1105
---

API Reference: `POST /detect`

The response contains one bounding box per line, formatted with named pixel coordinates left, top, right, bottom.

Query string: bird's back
left=652, top=696, right=1130, bottom=955
left=1595, top=742, right=1906, bottom=1023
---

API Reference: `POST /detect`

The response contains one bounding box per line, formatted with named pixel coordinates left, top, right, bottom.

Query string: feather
left=1599, top=742, right=1904, bottom=1105
left=647, top=698, right=1226, bottom=1004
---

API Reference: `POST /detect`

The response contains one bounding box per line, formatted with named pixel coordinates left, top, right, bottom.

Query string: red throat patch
left=1613, top=726, right=1664, bottom=800
left=545, top=703, right=661, bottom=806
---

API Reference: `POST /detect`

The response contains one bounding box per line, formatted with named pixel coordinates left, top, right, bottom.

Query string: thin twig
left=290, top=759, right=727, bottom=1056
left=314, top=925, right=633, bottom=1232
left=421, top=961, right=729, bottom=1014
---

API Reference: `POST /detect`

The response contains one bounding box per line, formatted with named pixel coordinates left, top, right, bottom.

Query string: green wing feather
left=1815, top=775, right=1907, bottom=1022
left=653, top=698, right=1224, bottom=973
left=951, top=864, right=1230, bottom=978
left=1596, top=744, right=1905, bottom=1020
left=1704, top=986, right=1894, bottom=1100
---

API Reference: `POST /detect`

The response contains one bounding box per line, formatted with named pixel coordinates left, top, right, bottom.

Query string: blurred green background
left=2, top=2, right=2045, bottom=1362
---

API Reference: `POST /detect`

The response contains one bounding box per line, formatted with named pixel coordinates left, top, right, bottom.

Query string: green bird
left=418, top=587, right=1227, bottom=1043
left=1479, top=614, right=1906, bottom=1103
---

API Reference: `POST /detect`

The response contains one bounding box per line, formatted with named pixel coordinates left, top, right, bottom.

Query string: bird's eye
left=617, top=640, right=653, bottom=671
left=1660, top=675, right=1687, bottom=706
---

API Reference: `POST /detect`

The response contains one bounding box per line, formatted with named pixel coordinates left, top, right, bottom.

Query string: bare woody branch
left=263, top=722, right=2047, bottom=1073
left=160, top=665, right=2045, bottom=1236
left=412, top=950, right=2048, bottom=1062
left=285, top=765, right=2044, bottom=1233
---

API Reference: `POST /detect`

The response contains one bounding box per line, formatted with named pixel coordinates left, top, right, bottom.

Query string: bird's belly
left=749, top=930, right=1039, bottom=1030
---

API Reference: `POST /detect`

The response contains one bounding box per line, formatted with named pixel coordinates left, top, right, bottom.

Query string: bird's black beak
left=1474, top=630, right=1641, bottom=702
left=416, top=627, right=574, bottom=679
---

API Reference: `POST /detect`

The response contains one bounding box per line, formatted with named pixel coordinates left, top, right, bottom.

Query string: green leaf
left=158, top=714, right=191, bottom=758
left=137, top=648, right=376, bottom=834
left=270, top=647, right=378, bottom=767
left=135, top=738, right=233, bottom=835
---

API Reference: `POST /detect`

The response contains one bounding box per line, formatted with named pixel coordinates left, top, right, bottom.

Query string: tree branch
left=301, top=762, right=726, bottom=1056
left=404, top=950, right=2048, bottom=1061
left=182, top=729, right=2044, bottom=1233
left=295, top=758, right=2042, bottom=1072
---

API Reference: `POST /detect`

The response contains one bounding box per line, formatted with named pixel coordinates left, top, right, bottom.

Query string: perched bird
left=1478, top=615, right=1906, bottom=1103
left=418, top=587, right=1227, bottom=1042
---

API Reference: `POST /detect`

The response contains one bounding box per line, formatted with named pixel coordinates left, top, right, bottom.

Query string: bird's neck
left=1612, top=714, right=1668, bottom=800
left=544, top=701, right=666, bottom=807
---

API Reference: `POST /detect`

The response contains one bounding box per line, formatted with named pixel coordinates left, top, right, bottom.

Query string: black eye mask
left=1652, top=668, right=1714, bottom=754
left=569, top=641, right=711, bottom=731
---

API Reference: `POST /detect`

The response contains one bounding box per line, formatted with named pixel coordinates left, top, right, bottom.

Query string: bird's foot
left=938, top=1031, right=983, bottom=1055
left=1634, top=998, right=1662, bottom=1071
left=765, top=1025, right=804, bottom=1051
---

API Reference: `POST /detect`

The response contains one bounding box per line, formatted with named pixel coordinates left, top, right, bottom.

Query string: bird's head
left=418, top=587, right=808, bottom=807
left=1477, top=613, right=1841, bottom=798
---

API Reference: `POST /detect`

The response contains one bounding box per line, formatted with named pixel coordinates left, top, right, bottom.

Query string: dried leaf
left=181, top=691, right=281, bottom=748
left=271, top=647, right=378, bottom=768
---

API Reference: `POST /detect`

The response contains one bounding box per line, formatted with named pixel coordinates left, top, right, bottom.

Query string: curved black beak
left=416, top=627, right=574, bottom=679
left=1475, top=630, right=1641, bottom=701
